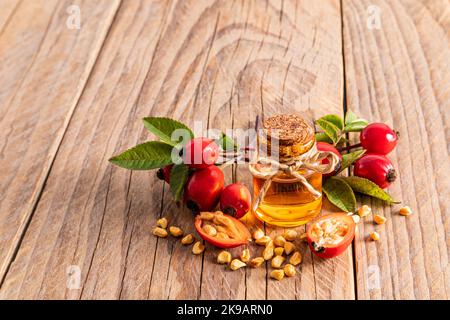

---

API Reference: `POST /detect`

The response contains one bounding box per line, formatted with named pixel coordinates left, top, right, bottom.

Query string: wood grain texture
left=0, top=0, right=120, bottom=285
left=0, top=0, right=354, bottom=299
left=343, top=0, right=450, bottom=299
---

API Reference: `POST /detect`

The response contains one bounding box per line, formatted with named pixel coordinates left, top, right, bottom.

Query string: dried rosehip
left=360, top=123, right=398, bottom=155
left=353, top=154, right=396, bottom=189
left=182, top=137, right=219, bottom=169
left=184, top=165, right=224, bottom=212
left=220, top=183, right=252, bottom=219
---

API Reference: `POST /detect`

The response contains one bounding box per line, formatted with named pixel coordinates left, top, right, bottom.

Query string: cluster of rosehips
left=157, top=137, right=252, bottom=218
left=318, top=123, right=398, bottom=189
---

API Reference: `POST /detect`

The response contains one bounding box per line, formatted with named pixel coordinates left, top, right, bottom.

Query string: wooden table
left=0, top=0, right=448, bottom=300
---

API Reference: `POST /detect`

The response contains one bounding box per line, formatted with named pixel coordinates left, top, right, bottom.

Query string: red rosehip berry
left=156, top=164, right=173, bottom=183
left=182, top=137, right=219, bottom=169
left=353, top=154, right=397, bottom=189
left=184, top=165, right=224, bottom=212
left=220, top=183, right=252, bottom=219
left=316, top=142, right=342, bottom=177
left=360, top=123, right=398, bottom=155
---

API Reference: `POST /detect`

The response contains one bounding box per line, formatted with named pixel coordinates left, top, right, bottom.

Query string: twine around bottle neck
left=249, top=143, right=340, bottom=213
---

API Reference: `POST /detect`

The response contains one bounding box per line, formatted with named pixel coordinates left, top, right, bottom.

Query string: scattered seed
left=373, top=214, right=387, bottom=225
left=270, top=269, right=285, bottom=281
left=217, top=251, right=232, bottom=265
left=216, top=232, right=230, bottom=240
left=399, top=206, right=412, bottom=216
left=274, top=235, right=286, bottom=247
left=289, top=251, right=302, bottom=266
left=271, top=255, right=285, bottom=269
left=274, top=247, right=284, bottom=256
left=263, top=241, right=274, bottom=260
left=156, top=217, right=168, bottom=229
left=169, top=226, right=183, bottom=237
left=255, top=236, right=271, bottom=246
left=240, top=248, right=251, bottom=262
left=284, top=264, right=296, bottom=277
left=153, top=227, right=168, bottom=238
left=299, top=233, right=308, bottom=242
left=230, top=259, right=246, bottom=271
left=352, top=215, right=361, bottom=224
left=370, top=231, right=380, bottom=241
left=249, top=257, right=265, bottom=268
left=199, top=212, right=215, bottom=220
left=284, top=241, right=295, bottom=255
left=282, top=230, right=297, bottom=241
left=358, top=205, right=371, bottom=218
left=252, top=228, right=265, bottom=240
left=192, top=241, right=205, bottom=254
left=181, top=234, right=195, bottom=245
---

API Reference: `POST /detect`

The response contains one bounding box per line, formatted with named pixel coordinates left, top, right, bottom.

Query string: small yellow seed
left=169, top=226, right=183, bottom=237
left=192, top=241, right=205, bottom=254
left=181, top=234, right=195, bottom=245
left=370, top=231, right=380, bottom=241
left=216, top=232, right=230, bottom=240
left=156, top=217, right=168, bottom=229
left=352, top=214, right=361, bottom=224
left=274, top=235, right=286, bottom=247
left=284, top=241, right=296, bottom=255
left=282, top=229, right=298, bottom=241
left=153, top=227, right=168, bottom=238
left=240, top=248, right=251, bottom=262
left=289, top=251, right=302, bottom=266
left=202, top=224, right=217, bottom=237
left=373, top=214, right=387, bottom=225
left=358, top=205, right=371, bottom=218
left=270, top=269, right=285, bottom=281
left=252, top=228, right=265, bottom=240
left=274, top=247, right=284, bottom=256
left=249, top=257, right=265, bottom=268
left=263, top=241, right=274, bottom=260
left=299, top=233, right=308, bottom=242
left=199, top=212, right=215, bottom=220
left=255, top=236, right=272, bottom=246
left=230, top=259, right=246, bottom=271
left=271, top=255, right=285, bottom=269
left=399, top=206, right=412, bottom=216
left=284, top=264, right=296, bottom=277
left=217, top=251, right=232, bottom=264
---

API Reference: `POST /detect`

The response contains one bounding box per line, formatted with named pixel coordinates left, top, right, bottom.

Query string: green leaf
left=169, top=164, right=189, bottom=201
left=216, top=132, right=238, bottom=151
left=323, top=177, right=356, bottom=212
left=340, top=176, right=399, bottom=204
left=109, top=141, right=173, bottom=170
left=319, top=114, right=344, bottom=130
left=343, top=119, right=368, bottom=132
left=143, top=117, right=194, bottom=146
left=315, top=119, right=340, bottom=144
left=339, top=149, right=366, bottom=173
left=315, top=132, right=333, bottom=144
left=344, top=110, right=358, bottom=124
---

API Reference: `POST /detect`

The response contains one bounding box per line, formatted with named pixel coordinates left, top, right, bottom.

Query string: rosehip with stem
left=353, top=154, right=397, bottom=189
left=360, top=123, right=398, bottom=155
left=220, top=183, right=252, bottom=219
left=184, top=165, right=224, bottom=212
left=182, top=137, right=219, bottom=169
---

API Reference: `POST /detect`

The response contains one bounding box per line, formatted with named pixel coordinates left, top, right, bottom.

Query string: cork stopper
left=261, top=114, right=315, bottom=158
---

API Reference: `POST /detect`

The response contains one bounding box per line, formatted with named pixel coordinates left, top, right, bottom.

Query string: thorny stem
left=337, top=143, right=362, bottom=153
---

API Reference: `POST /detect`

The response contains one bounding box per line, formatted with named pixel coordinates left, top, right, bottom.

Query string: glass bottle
left=249, top=114, right=338, bottom=227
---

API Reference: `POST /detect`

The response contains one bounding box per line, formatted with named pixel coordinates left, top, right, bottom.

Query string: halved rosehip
left=306, top=213, right=355, bottom=259
left=194, top=211, right=251, bottom=248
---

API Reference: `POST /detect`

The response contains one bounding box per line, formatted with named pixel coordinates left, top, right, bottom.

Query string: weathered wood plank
left=343, top=0, right=450, bottom=299
left=0, top=0, right=120, bottom=286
